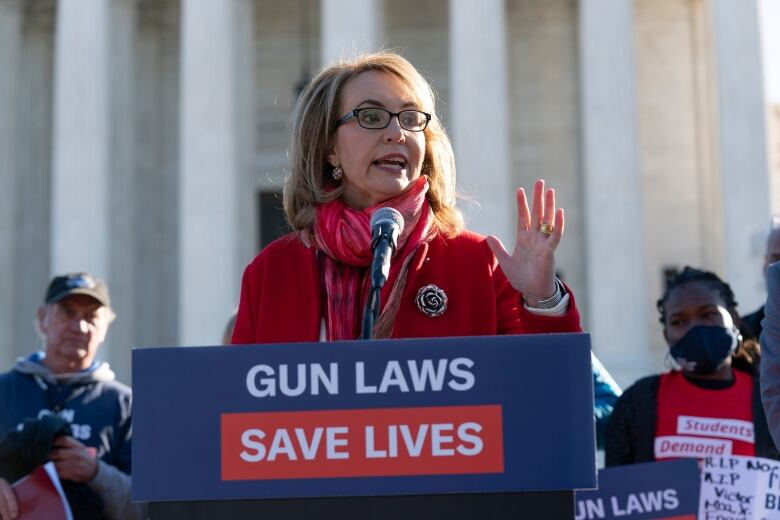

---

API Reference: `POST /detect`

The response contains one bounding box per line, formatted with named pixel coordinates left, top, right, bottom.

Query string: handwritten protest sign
left=700, top=455, right=780, bottom=519
left=576, top=455, right=780, bottom=519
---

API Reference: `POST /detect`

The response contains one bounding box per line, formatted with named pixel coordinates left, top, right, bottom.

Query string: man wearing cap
left=0, top=273, right=141, bottom=520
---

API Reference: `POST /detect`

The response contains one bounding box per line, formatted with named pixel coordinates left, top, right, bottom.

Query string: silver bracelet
left=524, top=277, right=566, bottom=309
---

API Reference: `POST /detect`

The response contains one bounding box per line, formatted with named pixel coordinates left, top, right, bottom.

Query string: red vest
left=654, top=370, right=755, bottom=460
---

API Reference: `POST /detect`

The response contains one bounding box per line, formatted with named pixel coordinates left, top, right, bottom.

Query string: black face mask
left=669, top=325, right=739, bottom=375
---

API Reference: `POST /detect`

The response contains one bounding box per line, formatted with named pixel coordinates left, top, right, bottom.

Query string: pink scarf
left=311, top=177, right=434, bottom=340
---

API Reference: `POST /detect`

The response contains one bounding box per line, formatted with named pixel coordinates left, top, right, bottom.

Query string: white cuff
left=524, top=293, right=570, bottom=317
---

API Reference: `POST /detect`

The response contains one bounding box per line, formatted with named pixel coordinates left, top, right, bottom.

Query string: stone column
left=320, top=0, right=383, bottom=65
left=13, top=2, right=56, bottom=365
left=50, top=0, right=113, bottom=277
left=51, top=0, right=136, bottom=378
left=449, top=0, right=513, bottom=246
left=579, top=0, right=649, bottom=385
left=179, top=0, right=251, bottom=345
left=0, top=0, right=22, bottom=368
left=105, top=0, right=136, bottom=382
left=710, top=0, right=771, bottom=310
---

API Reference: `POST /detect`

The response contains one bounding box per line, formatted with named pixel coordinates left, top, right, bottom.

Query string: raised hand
left=486, top=179, right=564, bottom=306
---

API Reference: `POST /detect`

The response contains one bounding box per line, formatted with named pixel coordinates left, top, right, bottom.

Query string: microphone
left=369, top=207, right=405, bottom=289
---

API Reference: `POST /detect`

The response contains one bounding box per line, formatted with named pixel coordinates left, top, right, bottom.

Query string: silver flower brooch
left=415, top=284, right=447, bottom=317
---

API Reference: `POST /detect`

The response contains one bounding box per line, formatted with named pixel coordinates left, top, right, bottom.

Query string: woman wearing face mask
left=231, top=52, right=581, bottom=344
left=605, top=266, right=780, bottom=466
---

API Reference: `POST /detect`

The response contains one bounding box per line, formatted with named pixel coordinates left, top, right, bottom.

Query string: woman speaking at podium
left=231, top=52, right=581, bottom=344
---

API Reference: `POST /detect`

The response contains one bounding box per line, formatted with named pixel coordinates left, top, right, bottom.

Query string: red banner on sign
left=221, top=405, right=504, bottom=480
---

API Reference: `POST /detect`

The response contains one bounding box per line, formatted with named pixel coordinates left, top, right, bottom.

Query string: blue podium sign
left=575, top=460, right=700, bottom=520
left=133, top=333, right=596, bottom=502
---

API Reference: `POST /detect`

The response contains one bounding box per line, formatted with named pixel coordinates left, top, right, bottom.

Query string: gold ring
left=539, top=223, right=554, bottom=235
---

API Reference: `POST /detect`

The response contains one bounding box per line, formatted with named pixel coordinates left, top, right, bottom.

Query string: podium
left=133, top=334, right=597, bottom=519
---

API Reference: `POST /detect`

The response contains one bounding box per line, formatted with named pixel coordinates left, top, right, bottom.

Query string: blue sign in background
left=133, top=333, right=596, bottom=501
left=575, top=460, right=700, bottom=520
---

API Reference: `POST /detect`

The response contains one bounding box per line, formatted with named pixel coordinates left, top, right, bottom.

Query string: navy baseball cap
left=44, top=272, right=111, bottom=307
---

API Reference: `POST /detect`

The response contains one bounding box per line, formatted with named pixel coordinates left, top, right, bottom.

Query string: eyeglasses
left=337, top=108, right=431, bottom=132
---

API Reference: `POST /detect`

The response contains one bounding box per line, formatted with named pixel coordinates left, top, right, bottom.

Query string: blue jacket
left=592, top=352, right=621, bottom=449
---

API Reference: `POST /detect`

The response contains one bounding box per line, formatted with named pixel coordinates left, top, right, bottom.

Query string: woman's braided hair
left=657, top=266, right=760, bottom=374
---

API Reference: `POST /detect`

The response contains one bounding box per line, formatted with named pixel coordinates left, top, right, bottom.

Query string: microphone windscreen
left=371, top=207, right=405, bottom=235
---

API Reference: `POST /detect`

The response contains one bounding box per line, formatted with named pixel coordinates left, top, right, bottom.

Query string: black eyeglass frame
left=337, top=108, right=432, bottom=132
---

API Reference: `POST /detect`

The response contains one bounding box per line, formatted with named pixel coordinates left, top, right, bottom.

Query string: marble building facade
left=0, top=0, right=773, bottom=387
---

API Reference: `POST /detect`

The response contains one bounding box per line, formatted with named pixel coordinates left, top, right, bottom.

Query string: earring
left=332, top=166, right=343, bottom=181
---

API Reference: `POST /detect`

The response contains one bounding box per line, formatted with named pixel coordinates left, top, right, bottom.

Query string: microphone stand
left=360, top=234, right=392, bottom=340
left=360, top=209, right=402, bottom=340
left=360, top=286, right=381, bottom=340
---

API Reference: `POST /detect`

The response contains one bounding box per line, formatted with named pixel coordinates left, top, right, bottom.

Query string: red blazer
left=232, top=230, right=581, bottom=344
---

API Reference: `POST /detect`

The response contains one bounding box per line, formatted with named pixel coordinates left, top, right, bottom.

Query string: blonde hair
left=284, top=51, right=463, bottom=237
